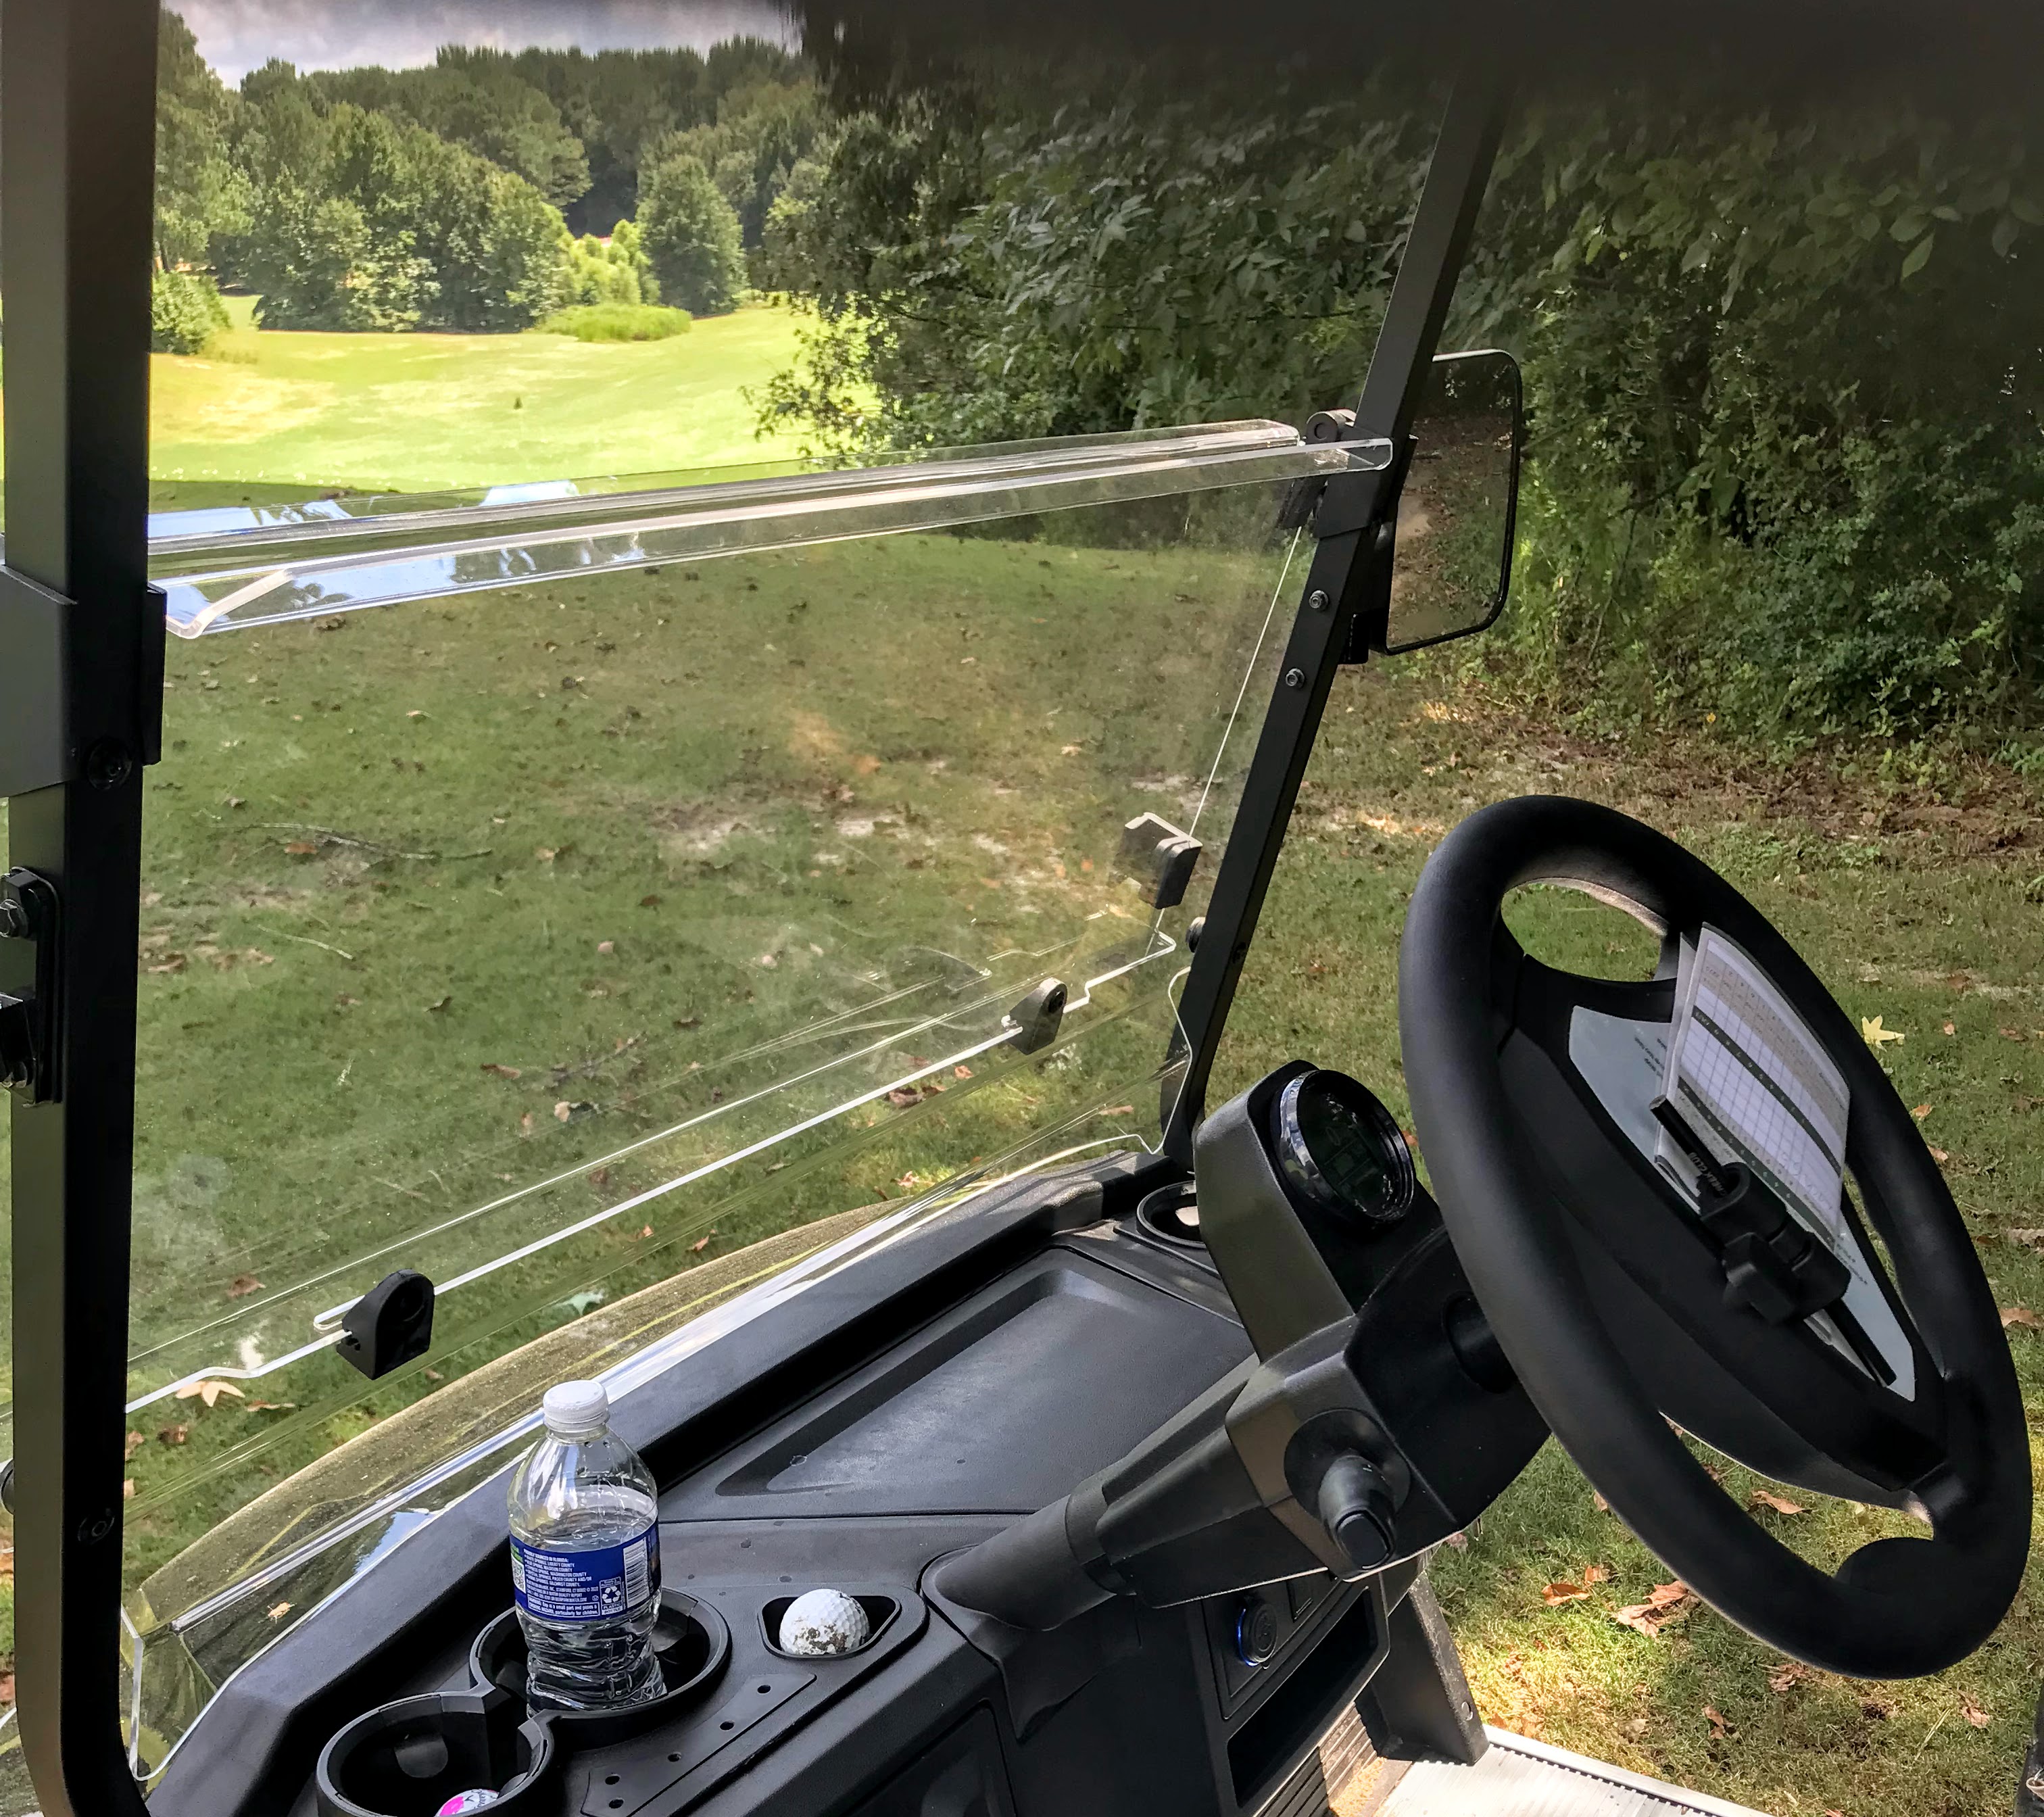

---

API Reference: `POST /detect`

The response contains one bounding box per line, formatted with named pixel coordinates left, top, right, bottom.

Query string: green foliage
left=762, top=80, right=2044, bottom=741
left=565, top=220, right=656, bottom=306
left=637, top=153, right=748, bottom=316
left=231, top=96, right=570, bottom=332
left=155, top=7, right=249, bottom=266
left=150, top=268, right=230, bottom=354
left=538, top=301, right=694, bottom=343
left=643, top=79, right=829, bottom=247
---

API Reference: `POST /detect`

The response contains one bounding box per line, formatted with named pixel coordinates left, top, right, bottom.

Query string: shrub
left=150, top=268, right=230, bottom=354
left=537, top=302, right=694, bottom=342
left=637, top=153, right=747, bottom=316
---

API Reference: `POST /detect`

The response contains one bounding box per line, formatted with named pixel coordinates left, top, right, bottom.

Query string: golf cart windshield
left=88, top=422, right=1380, bottom=1782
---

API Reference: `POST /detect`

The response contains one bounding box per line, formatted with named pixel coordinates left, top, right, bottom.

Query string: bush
left=537, top=302, right=694, bottom=342
left=151, top=268, right=230, bottom=354
left=565, top=220, right=656, bottom=307
left=637, top=153, right=748, bottom=316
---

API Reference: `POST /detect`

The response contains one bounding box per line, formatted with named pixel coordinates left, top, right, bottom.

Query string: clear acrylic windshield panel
left=114, top=431, right=1370, bottom=1776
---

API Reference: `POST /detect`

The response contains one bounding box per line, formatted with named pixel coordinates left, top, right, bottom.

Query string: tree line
left=758, top=75, right=2044, bottom=744
left=152, top=9, right=828, bottom=341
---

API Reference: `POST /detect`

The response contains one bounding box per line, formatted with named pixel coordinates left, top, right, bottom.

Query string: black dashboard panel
left=154, top=1155, right=1419, bottom=1817
left=679, top=1249, right=1250, bottom=1521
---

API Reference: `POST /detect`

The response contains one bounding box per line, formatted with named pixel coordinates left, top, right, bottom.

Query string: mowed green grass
left=143, top=294, right=812, bottom=495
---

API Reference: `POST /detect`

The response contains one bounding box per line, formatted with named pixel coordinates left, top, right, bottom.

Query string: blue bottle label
left=510, top=1524, right=659, bottom=1623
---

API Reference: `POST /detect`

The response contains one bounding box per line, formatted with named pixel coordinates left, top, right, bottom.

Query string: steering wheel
left=1398, top=795, right=2028, bottom=1678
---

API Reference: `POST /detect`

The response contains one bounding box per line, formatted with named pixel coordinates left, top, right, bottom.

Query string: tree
left=644, top=80, right=828, bottom=247
left=638, top=153, right=748, bottom=314
left=155, top=7, right=247, bottom=268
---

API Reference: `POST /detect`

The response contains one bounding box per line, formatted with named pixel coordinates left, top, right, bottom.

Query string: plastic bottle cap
left=542, top=1380, right=609, bottom=1436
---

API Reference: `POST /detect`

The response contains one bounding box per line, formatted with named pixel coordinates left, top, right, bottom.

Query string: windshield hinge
left=0, top=566, right=167, bottom=797
left=0, top=869, right=62, bottom=1105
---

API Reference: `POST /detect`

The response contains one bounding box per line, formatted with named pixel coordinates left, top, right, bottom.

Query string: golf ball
left=777, top=1587, right=871, bottom=1656
left=436, top=1793, right=501, bottom=1815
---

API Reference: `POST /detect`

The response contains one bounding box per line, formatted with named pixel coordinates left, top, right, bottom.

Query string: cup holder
left=1136, top=1180, right=1204, bottom=1248
left=468, top=1590, right=731, bottom=1747
left=317, top=1690, right=550, bottom=1817
left=760, top=1593, right=897, bottom=1660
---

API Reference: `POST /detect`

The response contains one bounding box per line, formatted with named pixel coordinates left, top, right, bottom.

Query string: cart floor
left=1373, top=1728, right=1766, bottom=1817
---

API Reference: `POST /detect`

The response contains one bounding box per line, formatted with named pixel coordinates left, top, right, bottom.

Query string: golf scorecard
left=1653, top=927, right=1851, bottom=1253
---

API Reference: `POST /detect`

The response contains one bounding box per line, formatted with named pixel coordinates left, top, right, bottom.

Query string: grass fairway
left=144, top=295, right=811, bottom=496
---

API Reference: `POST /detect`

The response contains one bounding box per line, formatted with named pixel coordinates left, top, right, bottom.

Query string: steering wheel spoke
left=1401, top=796, right=2028, bottom=1677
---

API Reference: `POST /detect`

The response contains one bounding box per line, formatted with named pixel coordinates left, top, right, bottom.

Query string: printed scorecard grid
left=1666, top=929, right=1850, bottom=1247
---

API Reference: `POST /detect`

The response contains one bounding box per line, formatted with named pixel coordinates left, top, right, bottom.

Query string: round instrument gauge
left=1271, top=1070, right=1415, bottom=1226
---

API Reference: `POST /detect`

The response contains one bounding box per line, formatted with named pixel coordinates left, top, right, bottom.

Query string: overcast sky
left=179, top=1, right=799, bottom=83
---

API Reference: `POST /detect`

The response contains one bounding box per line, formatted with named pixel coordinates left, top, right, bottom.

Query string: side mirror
left=1382, top=349, right=1523, bottom=654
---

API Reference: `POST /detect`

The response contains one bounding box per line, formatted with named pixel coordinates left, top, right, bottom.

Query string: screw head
left=1283, top=668, right=1307, bottom=690
left=1307, top=589, right=1330, bottom=611
left=85, top=739, right=133, bottom=790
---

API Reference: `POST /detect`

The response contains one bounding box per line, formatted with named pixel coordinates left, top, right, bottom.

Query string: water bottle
left=508, top=1380, right=664, bottom=1711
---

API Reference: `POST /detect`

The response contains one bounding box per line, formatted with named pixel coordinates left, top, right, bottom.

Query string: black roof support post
left=3, top=1, right=164, bottom=1812
left=1163, top=68, right=1507, bottom=1162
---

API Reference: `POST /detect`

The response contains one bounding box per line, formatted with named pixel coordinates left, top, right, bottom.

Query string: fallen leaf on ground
left=638, top=1225, right=654, bottom=1240
left=519, top=1112, right=535, bottom=1135
left=226, top=1274, right=263, bottom=1299
left=597, top=940, right=616, bottom=956
left=2010, top=1230, right=2044, bottom=1249
left=1542, top=1580, right=1590, bottom=1605
left=147, top=954, right=188, bottom=975
left=1583, top=1564, right=1609, bottom=1584
left=1613, top=1582, right=1692, bottom=1636
left=157, top=1424, right=189, bottom=1447
left=122, top=1479, right=136, bottom=1499
left=1749, top=1488, right=1805, bottom=1516
left=1960, top=1692, right=1991, bottom=1728
left=639, top=894, right=662, bottom=908
left=1592, top=1490, right=1611, bottom=1513
left=690, top=1230, right=717, bottom=1253
left=481, top=1063, right=521, bottom=1080
left=554, top=1100, right=573, bottom=1122
left=266, top=1602, right=291, bottom=1622
left=1943, top=1021, right=1956, bottom=1036
left=1703, top=1704, right=1732, bottom=1739
left=176, top=1379, right=245, bottom=1408
left=886, top=1088, right=921, bottom=1109
left=284, top=840, right=319, bottom=857
left=2001, top=1306, right=2042, bottom=1329
left=1912, top=1103, right=1932, bottom=1119
left=244, top=1401, right=295, bottom=1412
left=1769, top=1661, right=1815, bottom=1693
left=954, top=1064, right=973, bottom=1080
left=423, top=1367, right=443, bottom=1382
left=1442, top=1531, right=1468, bottom=1551
left=124, top=1430, right=144, bottom=1460
left=2003, top=1027, right=2026, bottom=1041
left=1929, top=1146, right=1950, bottom=1163
left=1861, top=1016, right=1905, bottom=1048
left=587, top=1166, right=611, bottom=1188
left=534, top=847, right=557, bottom=863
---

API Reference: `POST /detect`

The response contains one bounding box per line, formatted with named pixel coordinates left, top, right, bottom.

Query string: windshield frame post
left=2, top=0, right=164, bottom=1811
left=1163, top=68, right=1508, bottom=1162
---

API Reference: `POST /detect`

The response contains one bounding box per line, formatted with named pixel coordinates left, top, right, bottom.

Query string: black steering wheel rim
left=1398, top=794, right=2029, bottom=1678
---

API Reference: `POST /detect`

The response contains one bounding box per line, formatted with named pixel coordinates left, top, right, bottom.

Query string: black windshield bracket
left=0, top=868, right=61, bottom=1105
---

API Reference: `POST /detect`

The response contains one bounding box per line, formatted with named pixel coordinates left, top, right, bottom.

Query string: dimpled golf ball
left=436, top=1793, right=500, bottom=1815
left=778, top=1587, right=871, bottom=1656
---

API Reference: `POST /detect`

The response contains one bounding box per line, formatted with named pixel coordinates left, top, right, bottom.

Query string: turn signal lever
left=933, top=1064, right=1548, bottom=1630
